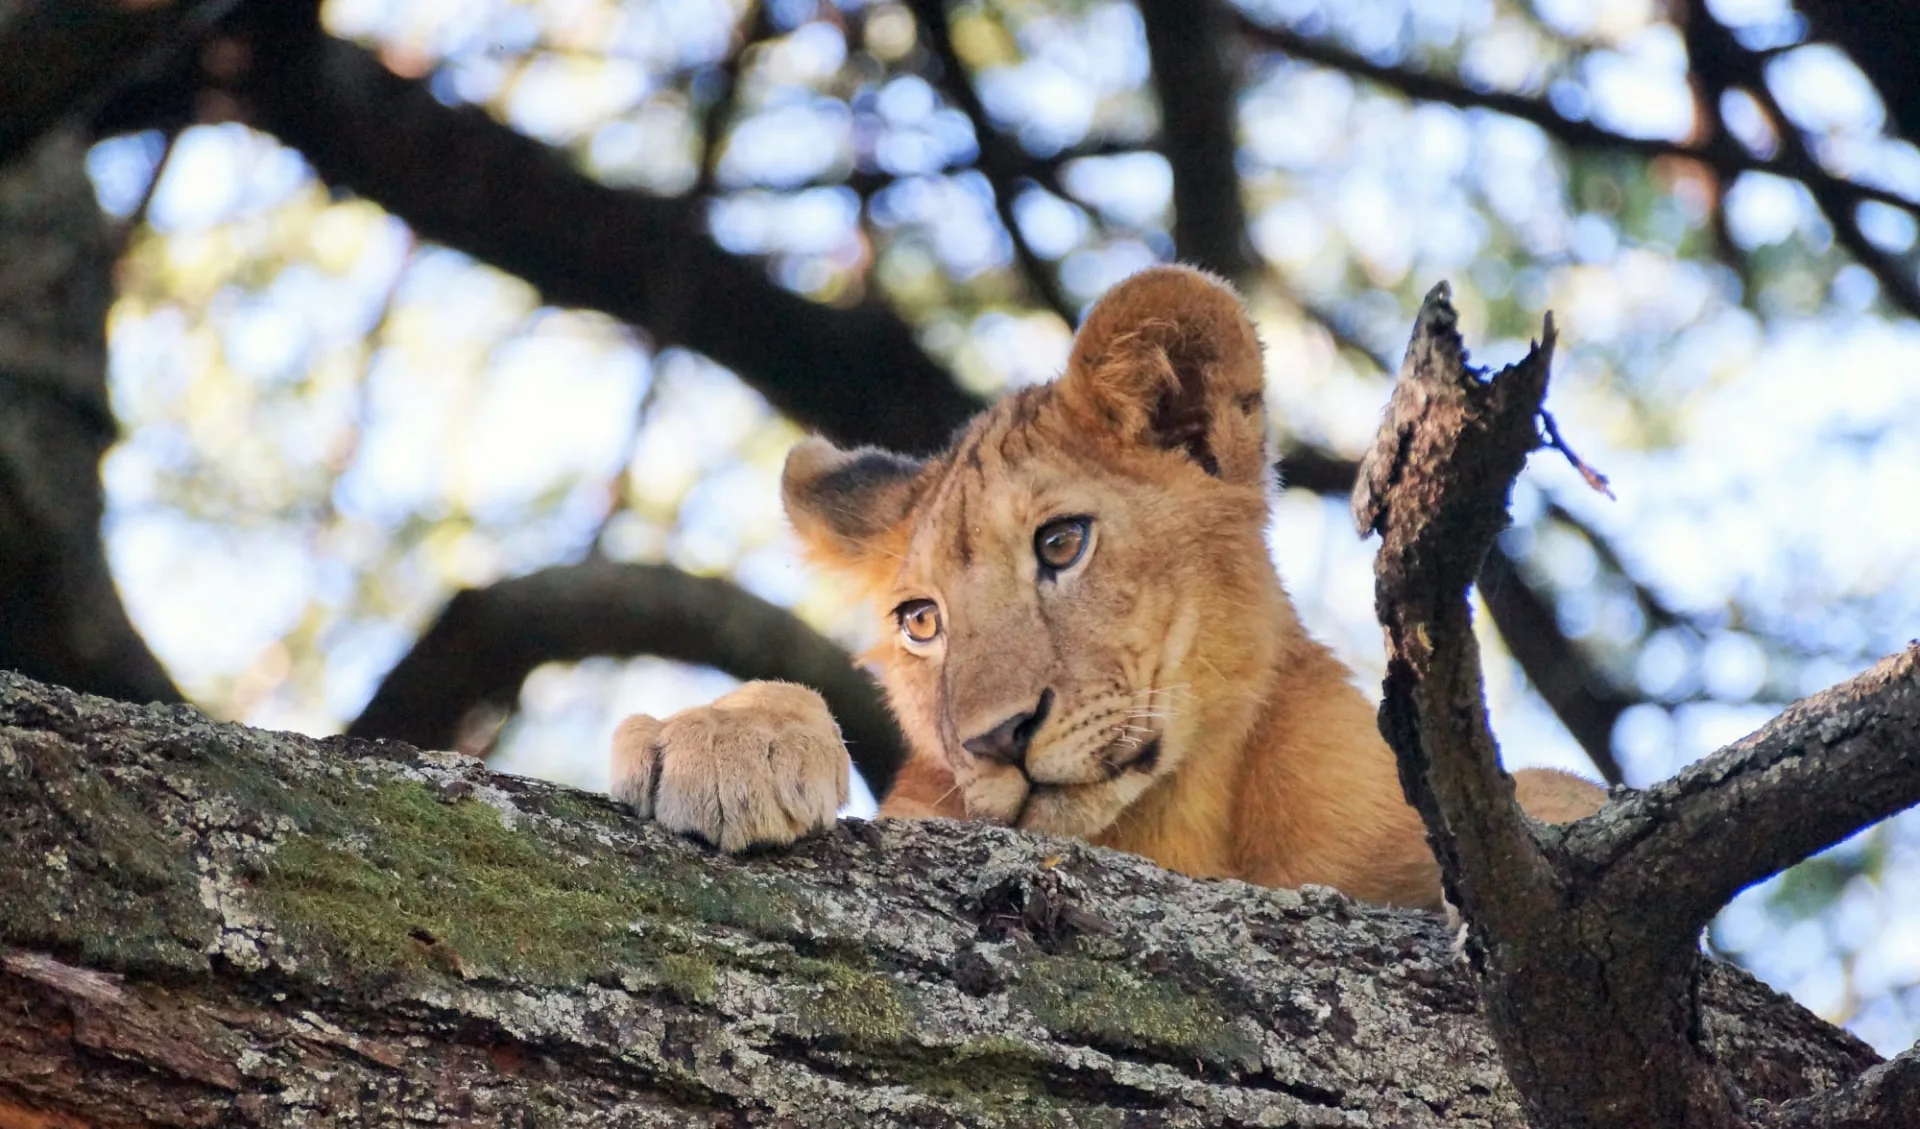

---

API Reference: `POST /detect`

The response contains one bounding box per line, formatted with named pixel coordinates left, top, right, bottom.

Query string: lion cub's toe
left=609, top=681, right=850, bottom=853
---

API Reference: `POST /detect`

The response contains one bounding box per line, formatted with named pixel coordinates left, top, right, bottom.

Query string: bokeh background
left=4, top=0, right=1916, bottom=1054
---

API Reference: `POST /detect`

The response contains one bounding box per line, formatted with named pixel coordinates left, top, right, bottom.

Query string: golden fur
left=612, top=265, right=1604, bottom=909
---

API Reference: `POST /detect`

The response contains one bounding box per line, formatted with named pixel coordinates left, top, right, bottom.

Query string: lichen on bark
left=0, top=671, right=1883, bottom=1126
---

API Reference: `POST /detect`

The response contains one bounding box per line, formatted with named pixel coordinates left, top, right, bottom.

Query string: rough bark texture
left=1354, top=285, right=1920, bottom=1129
left=0, top=671, right=1885, bottom=1127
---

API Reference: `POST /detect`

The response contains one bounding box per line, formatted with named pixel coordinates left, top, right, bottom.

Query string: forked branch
left=1355, top=283, right=1920, bottom=1129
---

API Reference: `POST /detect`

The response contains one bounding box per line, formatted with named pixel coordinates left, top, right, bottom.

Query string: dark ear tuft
left=782, top=437, right=928, bottom=575
left=1059, top=265, right=1270, bottom=484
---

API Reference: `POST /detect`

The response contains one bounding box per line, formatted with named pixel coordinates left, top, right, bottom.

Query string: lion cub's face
left=782, top=267, right=1286, bottom=838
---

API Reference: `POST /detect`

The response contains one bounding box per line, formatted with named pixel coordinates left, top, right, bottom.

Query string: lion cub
left=610, top=266, right=1603, bottom=909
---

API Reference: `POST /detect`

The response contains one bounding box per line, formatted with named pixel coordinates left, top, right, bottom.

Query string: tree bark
left=0, top=671, right=1884, bottom=1127
left=1354, top=284, right=1920, bottom=1129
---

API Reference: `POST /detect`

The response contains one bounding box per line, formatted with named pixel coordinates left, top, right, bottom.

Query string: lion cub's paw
left=609, top=681, right=850, bottom=853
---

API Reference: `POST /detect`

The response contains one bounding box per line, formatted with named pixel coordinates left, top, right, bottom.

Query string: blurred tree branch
left=1475, top=541, right=1632, bottom=784
left=1284, top=446, right=1634, bottom=785
left=0, top=131, right=183, bottom=708
left=1796, top=1, right=1920, bottom=144
left=1137, top=0, right=1253, bottom=282
left=1356, top=282, right=1920, bottom=1129
left=904, top=0, right=1077, bottom=323
left=0, top=0, right=237, bottom=167
left=1229, top=7, right=1920, bottom=241
left=347, top=560, right=907, bottom=794
left=221, top=2, right=979, bottom=456
left=1679, top=0, right=1920, bottom=319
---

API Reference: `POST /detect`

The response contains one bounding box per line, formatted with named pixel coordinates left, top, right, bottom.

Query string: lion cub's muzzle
left=958, top=688, right=1168, bottom=835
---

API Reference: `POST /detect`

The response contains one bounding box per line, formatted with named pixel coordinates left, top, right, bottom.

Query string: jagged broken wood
left=0, top=670, right=1889, bottom=1127
left=1355, top=282, right=1920, bottom=1129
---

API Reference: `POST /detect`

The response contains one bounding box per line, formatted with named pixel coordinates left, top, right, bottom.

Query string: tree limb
left=0, top=0, right=239, bottom=168
left=1679, top=0, right=1920, bottom=320
left=0, top=131, right=183, bottom=708
left=1766, top=1045, right=1920, bottom=1129
left=225, top=3, right=980, bottom=454
left=1353, top=284, right=1564, bottom=940
left=1139, top=0, right=1254, bottom=282
left=346, top=559, right=907, bottom=795
left=1795, top=1, right=1920, bottom=146
left=1355, top=281, right=1920, bottom=1128
left=0, top=670, right=1885, bottom=1125
left=1578, top=643, right=1920, bottom=949
left=1357, top=282, right=1734, bottom=1128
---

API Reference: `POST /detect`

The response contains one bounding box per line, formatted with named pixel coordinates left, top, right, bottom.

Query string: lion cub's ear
left=782, top=436, right=929, bottom=580
left=1058, top=265, right=1270, bottom=485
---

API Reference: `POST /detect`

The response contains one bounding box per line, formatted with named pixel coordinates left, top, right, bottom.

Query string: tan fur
left=610, top=681, right=848, bottom=853
left=611, top=265, right=1605, bottom=910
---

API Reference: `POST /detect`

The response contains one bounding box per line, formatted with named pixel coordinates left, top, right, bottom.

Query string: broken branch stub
left=1355, top=283, right=1738, bottom=1128
left=1352, top=283, right=1920, bottom=1129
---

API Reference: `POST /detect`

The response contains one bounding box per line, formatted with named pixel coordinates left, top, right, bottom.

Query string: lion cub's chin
left=965, top=762, right=1164, bottom=841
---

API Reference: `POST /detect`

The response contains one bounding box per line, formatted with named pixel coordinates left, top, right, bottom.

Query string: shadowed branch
left=347, top=560, right=907, bottom=795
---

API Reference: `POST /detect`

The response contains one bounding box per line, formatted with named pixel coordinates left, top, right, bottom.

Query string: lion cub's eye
left=895, top=599, right=943, bottom=644
left=1034, top=516, right=1092, bottom=572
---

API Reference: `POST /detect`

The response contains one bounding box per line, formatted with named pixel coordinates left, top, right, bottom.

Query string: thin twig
left=1686, top=0, right=1920, bottom=319
left=903, top=0, right=1078, bottom=323
left=693, top=1, right=774, bottom=199
left=1232, top=8, right=1920, bottom=218
left=1538, top=408, right=1614, bottom=499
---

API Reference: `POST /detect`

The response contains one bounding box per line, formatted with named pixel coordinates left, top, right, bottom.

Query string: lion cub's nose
left=962, top=689, right=1053, bottom=766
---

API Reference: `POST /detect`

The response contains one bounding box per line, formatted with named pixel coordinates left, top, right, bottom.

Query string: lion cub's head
left=781, top=266, right=1297, bottom=839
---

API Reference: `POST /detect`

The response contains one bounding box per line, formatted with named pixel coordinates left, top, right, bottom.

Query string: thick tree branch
left=1139, top=0, right=1254, bottom=282
left=0, top=671, right=1887, bottom=1125
left=1232, top=9, right=1920, bottom=218
left=225, top=5, right=978, bottom=455
left=1766, top=1045, right=1920, bottom=1128
left=1578, top=644, right=1920, bottom=948
left=0, top=131, right=183, bottom=708
left=0, top=0, right=237, bottom=168
left=1353, top=284, right=1563, bottom=941
left=1355, top=282, right=1920, bottom=1128
left=347, top=560, right=907, bottom=795
left=1356, top=283, right=1736, bottom=1128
